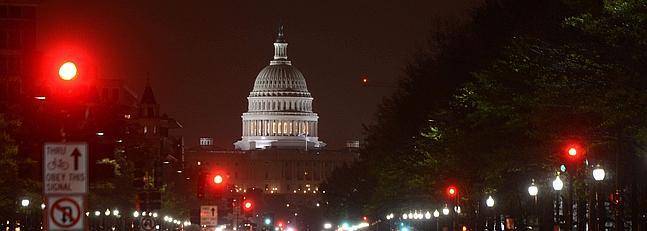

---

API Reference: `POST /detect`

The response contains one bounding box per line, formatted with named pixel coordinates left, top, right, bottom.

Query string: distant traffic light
left=58, top=61, right=78, bottom=80
left=447, top=185, right=457, bottom=198
left=564, top=144, right=584, bottom=160
left=242, top=199, right=254, bottom=216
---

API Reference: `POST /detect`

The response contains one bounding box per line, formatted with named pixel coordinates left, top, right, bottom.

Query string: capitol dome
left=252, top=65, right=308, bottom=92
left=235, top=26, right=325, bottom=151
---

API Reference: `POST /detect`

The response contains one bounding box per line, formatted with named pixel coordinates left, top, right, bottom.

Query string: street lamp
left=442, top=206, right=450, bottom=215
left=20, top=199, right=30, bottom=230
left=552, top=175, right=564, bottom=191
left=552, top=174, right=564, bottom=228
left=486, top=196, right=495, bottom=208
left=593, top=166, right=606, bottom=181
left=433, top=210, right=440, bottom=218
left=592, top=165, right=606, bottom=230
left=21, top=199, right=30, bottom=207
left=528, top=180, right=538, bottom=196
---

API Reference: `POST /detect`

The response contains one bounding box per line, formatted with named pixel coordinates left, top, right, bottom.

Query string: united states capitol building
left=183, top=26, right=358, bottom=229
left=234, top=26, right=326, bottom=151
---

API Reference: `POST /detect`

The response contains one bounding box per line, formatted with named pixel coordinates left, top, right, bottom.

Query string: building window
left=199, top=138, right=213, bottom=146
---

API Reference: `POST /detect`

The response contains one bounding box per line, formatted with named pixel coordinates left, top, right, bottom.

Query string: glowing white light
left=323, top=223, right=332, bottom=229
left=433, top=210, right=440, bottom=218
left=20, top=199, right=29, bottom=207
left=593, top=167, right=606, bottom=181
left=442, top=207, right=450, bottom=215
left=528, top=182, right=539, bottom=196
left=486, top=195, right=495, bottom=208
left=133, top=211, right=140, bottom=218
left=553, top=175, right=564, bottom=191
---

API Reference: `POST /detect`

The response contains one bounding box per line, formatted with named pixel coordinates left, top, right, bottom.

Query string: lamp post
left=20, top=199, right=30, bottom=230
left=528, top=180, right=539, bottom=229
left=486, top=196, right=495, bottom=231
left=592, top=165, right=606, bottom=231
left=434, top=209, right=440, bottom=231
left=552, top=174, right=564, bottom=229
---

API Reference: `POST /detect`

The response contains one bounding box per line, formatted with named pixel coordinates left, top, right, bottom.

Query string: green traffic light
left=264, top=218, right=271, bottom=225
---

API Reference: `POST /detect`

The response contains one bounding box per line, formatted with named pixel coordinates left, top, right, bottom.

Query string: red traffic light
left=213, top=175, right=223, bottom=184
left=361, top=76, right=369, bottom=86
left=447, top=185, right=457, bottom=197
left=564, top=144, right=584, bottom=160
left=243, top=200, right=253, bottom=211
left=58, top=61, right=78, bottom=80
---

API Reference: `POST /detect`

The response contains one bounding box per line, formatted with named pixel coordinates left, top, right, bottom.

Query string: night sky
left=37, top=1, right=479, bottom=148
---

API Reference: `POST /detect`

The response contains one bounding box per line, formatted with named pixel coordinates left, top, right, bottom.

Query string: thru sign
left=200, top=205, right=218, bottom=227
left=44, top=143, right=88, bottom=194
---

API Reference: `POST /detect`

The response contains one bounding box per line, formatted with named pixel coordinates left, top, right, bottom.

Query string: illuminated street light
left=425, top=211, right=432, bottom=219
left=433, top=209, right=440, bottom=218
left=442, top=206, right=450, bottom=215
left=552, top=175, right=564, bottom=191
left=58, top=61, right=78, bottom=81
left=528, top=180, right=538, bottom=196
left=113, top=209, right=120, bottom=216
left=94, top=211, right=101, bottom=216
left=133, top=211, right=140, bottom=218
left=486, top=195, right=495, bottom=208
left=20, top=199, right=30, bottom=207
left=593, top=166, right=606, bottom=181
left=323, top=223, right=332, bottom=229
left=105, top=209, right=110, bottom=216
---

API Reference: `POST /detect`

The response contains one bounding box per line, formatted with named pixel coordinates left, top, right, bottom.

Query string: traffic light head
left=242, top=199, right=253, bottom=212
left=58, top=61, right=78, bottom=80
left=564, top=144, right=584, bottom=160
left=213, top=175, right=223, bottom=184
left=447, top=185, right=457, bottom=198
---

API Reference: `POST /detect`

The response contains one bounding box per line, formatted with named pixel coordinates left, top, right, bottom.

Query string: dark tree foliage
left=324, top=0, right=647, bottom=226
left=360, top=0, right=577, bottom=216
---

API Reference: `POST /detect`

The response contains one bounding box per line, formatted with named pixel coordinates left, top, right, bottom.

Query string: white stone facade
left=234, top=27, right=325, bottom=150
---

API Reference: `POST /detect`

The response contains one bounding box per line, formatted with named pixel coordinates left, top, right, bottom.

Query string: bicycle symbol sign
left=44, top=143, right=88, bottom=194
left=47, top=158, right=69, bottom=170
left=48, top=196, right=83, bottom=230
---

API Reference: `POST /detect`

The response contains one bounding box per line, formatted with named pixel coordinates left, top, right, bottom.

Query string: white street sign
left=47, top=195, right=84, bottom=231
left=44, top=143, right=88, bottom=194
left=200, top=205, right=218, bottom=227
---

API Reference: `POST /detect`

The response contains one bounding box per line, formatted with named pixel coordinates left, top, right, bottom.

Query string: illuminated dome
left=252, top=65, right=309, bottom=94
left=235, top=26, right=325, bottom=151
